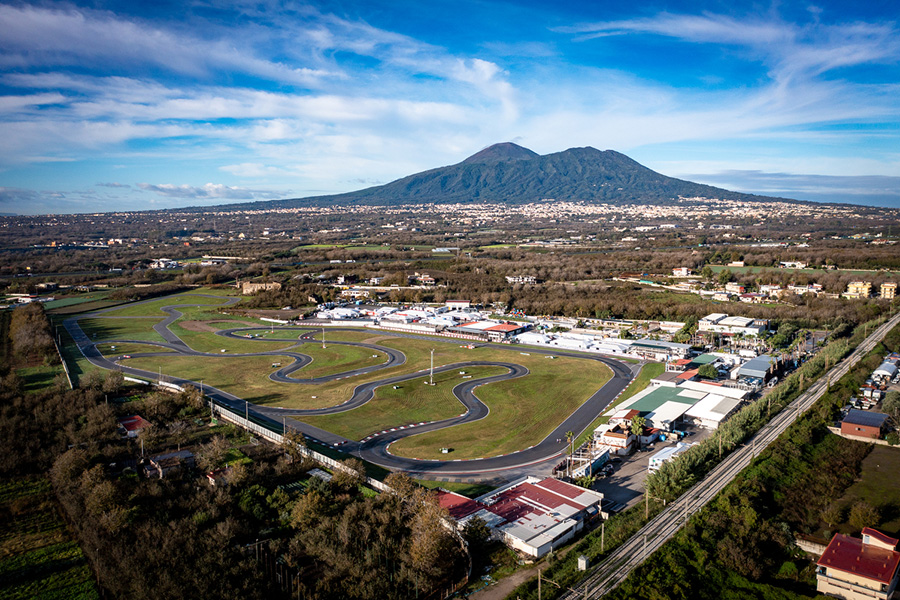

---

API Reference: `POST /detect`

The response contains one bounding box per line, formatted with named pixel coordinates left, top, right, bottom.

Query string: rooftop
left=843, top=409, right=889, bottom=428
left=818, top=531, right=900, bottom=585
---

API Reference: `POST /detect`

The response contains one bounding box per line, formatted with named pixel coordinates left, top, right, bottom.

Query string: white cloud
left=137, top=182, right=279, bottom=199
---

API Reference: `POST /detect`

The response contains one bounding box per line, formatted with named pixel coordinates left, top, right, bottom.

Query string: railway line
left=560, top=311, right=900, bottom=599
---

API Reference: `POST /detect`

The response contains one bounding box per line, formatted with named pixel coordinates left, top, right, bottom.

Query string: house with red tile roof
left=816, top=528, right=900, bottom=600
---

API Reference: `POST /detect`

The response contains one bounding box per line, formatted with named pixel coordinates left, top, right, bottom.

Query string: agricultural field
left=0, top=477, right=98, bottom=600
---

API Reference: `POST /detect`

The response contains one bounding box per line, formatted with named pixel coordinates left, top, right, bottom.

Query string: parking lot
left=590, top=425, right=713, bottom=509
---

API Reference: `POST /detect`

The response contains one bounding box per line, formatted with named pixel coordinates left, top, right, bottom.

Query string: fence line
left=53, top=338, right=74, bottom=389
left=209, top=403, right=392, bottom=492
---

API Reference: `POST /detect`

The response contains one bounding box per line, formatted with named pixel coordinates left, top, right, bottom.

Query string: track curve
left=64, top=293, right=636, bottom=476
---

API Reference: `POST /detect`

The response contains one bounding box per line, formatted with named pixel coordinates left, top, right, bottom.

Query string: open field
left=95, top=342, right=158, bottom=357
left=78, top=317, right=167, bottom=343
left=708, top=264, right=900, bottom=278
left=831, top=445, right=900, bottom=538
left=16, top=364, right=65, bottom=393
left=285, top=343, right=387, bottom=380
left=388, top=356, right=613, bottom=460
left=101, top=293, right=233, bottom=317
left=0, top=477, right=98, bottom=600
left=302, top=365, right=509, bottom=440
left=122, top=354, right=293, bottom=404
left=575, top=361, right=664, bottom=447
left=168, top=324, right=299, bottom=354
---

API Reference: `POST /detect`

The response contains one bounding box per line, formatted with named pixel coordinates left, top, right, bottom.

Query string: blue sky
left=0, top=0, right=898, bottom=214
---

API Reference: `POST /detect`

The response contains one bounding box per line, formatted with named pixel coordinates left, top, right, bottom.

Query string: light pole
left=430, top=349, right=434, bottom=385
left=322, top=327, right=326, bottom=349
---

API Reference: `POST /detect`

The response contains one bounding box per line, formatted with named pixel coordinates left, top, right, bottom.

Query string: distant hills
left=212, top=142, right=794, bottom=210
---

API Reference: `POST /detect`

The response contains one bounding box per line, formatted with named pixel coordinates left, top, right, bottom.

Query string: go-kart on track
left=64, top=294, right=636, bottom=477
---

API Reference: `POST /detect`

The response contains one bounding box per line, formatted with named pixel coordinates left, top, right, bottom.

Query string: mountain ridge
left=204, top=143, right=798, bottom=211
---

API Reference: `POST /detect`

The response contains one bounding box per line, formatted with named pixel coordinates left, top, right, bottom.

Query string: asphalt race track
left=64, top=294, right=636, bottom=477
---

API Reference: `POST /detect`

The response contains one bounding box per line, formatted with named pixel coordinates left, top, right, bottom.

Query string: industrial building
left=437, top=477, right=604, bottom=558
left=698, top=313, right=768, bottom=337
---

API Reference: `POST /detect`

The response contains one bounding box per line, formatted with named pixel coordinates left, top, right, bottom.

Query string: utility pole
left=246, top=400, right=249, bottom=421
left=601, top=520, right=605, bottom=553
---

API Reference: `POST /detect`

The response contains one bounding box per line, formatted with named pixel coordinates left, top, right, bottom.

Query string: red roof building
left=816, top=528, right=900, bottom=600
left=117, top=415, right=151, bottom=438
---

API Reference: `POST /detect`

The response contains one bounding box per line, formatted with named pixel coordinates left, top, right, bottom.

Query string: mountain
left=213, top=143, right=793, bottom=210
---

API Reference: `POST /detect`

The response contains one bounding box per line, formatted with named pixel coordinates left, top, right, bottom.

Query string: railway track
left=560, top=312, right=900, bottom=599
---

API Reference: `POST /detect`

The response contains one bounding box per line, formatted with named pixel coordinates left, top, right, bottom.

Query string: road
left=63, top=294, right=635, bottom=478
left=559, top=310, right=900, bottom=600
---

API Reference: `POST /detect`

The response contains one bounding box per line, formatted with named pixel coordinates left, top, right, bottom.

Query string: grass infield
left=301, top=365, right=509, bottom=440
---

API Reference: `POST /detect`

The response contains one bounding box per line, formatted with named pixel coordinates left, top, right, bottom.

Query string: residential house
left=844, top=281, right=873, bottom=299
left=816, top=528, right=900, bottom=600
left=117, top=415, right=151, bottom=438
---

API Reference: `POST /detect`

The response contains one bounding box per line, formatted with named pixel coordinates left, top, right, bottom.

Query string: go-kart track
left=64, top=294, right=636, bottom=478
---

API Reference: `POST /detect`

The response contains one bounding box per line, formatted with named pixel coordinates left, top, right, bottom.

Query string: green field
left=388, top=355, right=613, bottom=460
left=0, top=477, right=98, bottom=600
left=95, top=342, right=162, bottom=357
left=416, top=479, right=495, bottom=498
left=78, top=317, right=167, bottom=343
left=167, top=323, right=299, bottom=354
left=121, top=327, right=616, bottom=458
left=708, top=264, right=900, bottom=278
left=100, top=294, right=233, bottom=317
left=302, top=366, right=509, bottom=440
left=16, top=364, right=66, bottom=393
left=830, top=445, right=900, bottom=538
left=285, top=343, right=387, bottom=380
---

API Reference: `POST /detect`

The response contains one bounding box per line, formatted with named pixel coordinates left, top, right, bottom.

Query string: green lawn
left=16, top=364, right=66, bottom=393
left=100, top=294, right=232, bottom=317
left=575, top=361, right=664, bottom=447
left=95, top=342, right=161, bottom=357
left=122, top=354, right=293, bottom=404
left=78, top=317, right=167, bottom=343
left=416, top=479, right=496, bottom=498
left=0, top=477, right=98, bottom=600
left=286, top=343, right=387, bottom=380
left=388, top=355, right=613, bottom=460
left=167, top=323, right=299, bottom=354
left=301, top=366, right=509, bottom=440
